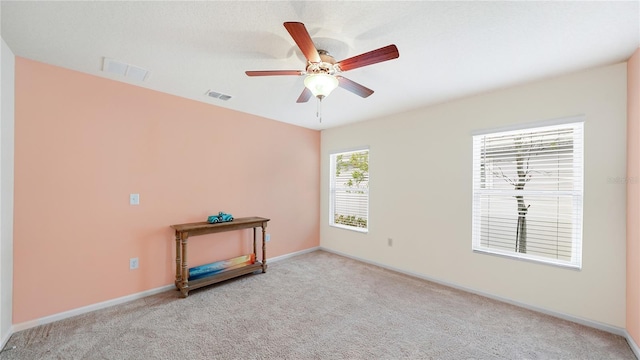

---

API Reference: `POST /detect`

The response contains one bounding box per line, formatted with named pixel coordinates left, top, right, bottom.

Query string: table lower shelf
left=177, top=262, right=266, bottom=297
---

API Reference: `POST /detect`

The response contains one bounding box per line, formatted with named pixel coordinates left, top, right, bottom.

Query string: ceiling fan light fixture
left=304, top=73, right=339, bottom=99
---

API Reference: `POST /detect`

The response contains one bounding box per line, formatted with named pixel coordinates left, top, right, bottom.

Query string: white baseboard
left=268, top=246, right=319, bottom=263
left=12, top=284, right=175, bottom=333
left=9, top=246, right=321, bottom=335
left=625, top=330, right=640, bottom=359
left=319, top=247, right=627, bottom=337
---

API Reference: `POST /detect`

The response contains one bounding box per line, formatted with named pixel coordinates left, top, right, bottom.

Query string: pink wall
left=628, top=47, right=640, bottom=343
left=13, top=57, right=320, bottom=323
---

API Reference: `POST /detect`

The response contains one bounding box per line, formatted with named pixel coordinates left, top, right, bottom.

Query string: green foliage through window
left=336, top=152, right=369, bottom=188
left=334, top=214, right=367, bottom=228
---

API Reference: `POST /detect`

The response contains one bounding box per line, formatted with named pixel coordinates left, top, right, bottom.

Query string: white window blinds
left=472, top=121, right=584, bottom=268
left=330, top=149, right=369, bottom=232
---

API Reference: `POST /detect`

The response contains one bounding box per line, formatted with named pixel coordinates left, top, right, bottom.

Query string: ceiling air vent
left=206, top=90, right=232, bottom=101
left=102, top=58, right=150, bottom=82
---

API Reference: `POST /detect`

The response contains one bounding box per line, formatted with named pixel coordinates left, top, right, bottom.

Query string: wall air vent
left=102, top=58, right=150, bottom=82
left=206, top=90, right=232, bottom=101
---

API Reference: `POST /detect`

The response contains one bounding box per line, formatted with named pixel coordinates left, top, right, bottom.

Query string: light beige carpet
left=0, top=250, right=634, bottom=359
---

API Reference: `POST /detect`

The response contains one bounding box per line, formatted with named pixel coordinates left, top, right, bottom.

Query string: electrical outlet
left=388, top=238, right=393, bottom=247
left=265, top=233, right=271, bottom=242
left=130, top=257, right=139, bottom=270
left=129, top=193, right=140, bottom=205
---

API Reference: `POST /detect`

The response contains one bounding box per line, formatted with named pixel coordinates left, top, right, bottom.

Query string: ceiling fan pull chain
left=317, top=98, right=322, bottom=123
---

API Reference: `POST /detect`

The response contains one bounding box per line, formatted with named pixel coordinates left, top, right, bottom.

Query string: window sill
left=329, top=223, right=368, bottom=234
left=472, top=248, right=581, bottom=270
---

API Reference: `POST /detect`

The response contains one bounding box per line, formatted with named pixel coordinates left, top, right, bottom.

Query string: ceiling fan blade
left=245, top=70, right=304, bottom=76
left=296, top=88, right=312, bottom=103
left=283, top=22, right=321, bottom=63
left=336, top=44, right=399, bottom=72
left=337, top=76, right=374, bottom=98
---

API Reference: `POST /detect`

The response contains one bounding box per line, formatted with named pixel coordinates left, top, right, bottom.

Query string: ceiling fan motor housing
left=306, top=50, right=339, bottom=75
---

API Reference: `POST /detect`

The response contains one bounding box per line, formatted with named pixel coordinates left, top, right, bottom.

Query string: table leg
left=262, top=224, right=267, bottom=273
left=253, top=227, right=257, bottom=264
left=175, top=232, right=182, bottom=290
left=180, top=232, right=189, bottom=297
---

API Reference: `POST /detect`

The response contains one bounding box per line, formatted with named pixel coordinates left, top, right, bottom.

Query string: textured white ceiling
left=2, top=1, right=639, bottom=130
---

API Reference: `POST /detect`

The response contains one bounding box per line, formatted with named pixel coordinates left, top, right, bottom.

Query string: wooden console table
left=170, top=216, right=270, bottom=297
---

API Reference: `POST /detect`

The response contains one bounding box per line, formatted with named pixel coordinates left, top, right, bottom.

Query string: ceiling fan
left=245, top=22, right=400, bottom=104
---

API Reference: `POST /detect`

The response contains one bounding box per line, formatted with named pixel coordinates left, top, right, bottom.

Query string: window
left=472, top=120, right=584, bottom=268
left=330, top=149, right=369, bottom=232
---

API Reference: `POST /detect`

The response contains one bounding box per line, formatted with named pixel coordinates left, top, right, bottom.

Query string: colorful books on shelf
left=188, top=254, right=255, bottom=281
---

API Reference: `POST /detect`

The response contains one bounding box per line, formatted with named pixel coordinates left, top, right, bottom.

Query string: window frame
left=329, top=147, right=370, bottom=233
left=471, top=118, right=584, bottom=269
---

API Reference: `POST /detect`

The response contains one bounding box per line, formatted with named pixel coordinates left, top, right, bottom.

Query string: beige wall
left=321, top=63, right=627, bottom=328
left=627, top=47, right=640, bottom=342
left=13, top=58, right=320, bottom=323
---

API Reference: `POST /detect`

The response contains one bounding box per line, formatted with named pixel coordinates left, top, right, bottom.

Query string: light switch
left=130, top=193, right=140, bottom=205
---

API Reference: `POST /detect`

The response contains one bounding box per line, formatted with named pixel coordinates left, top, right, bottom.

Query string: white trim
left=328, top=146, right=370, bottom=157
left=625, top=331, right=640, bottom=359
left=268, top=246, right=319, bottom=263
left=0, top=329, right=12, bottom=351
left=12, top=284, right=175, bottom=333
left=0, top=38, right=16, bottom=353
left=329, top=223, right=368, bottom=233
left=472, top=249, right=581, bottom=271
left=470, top=114, right=585, bottom=136
left=9, top=246, right=320, bottom=334
left=319, top=247, right=626, bottom=337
